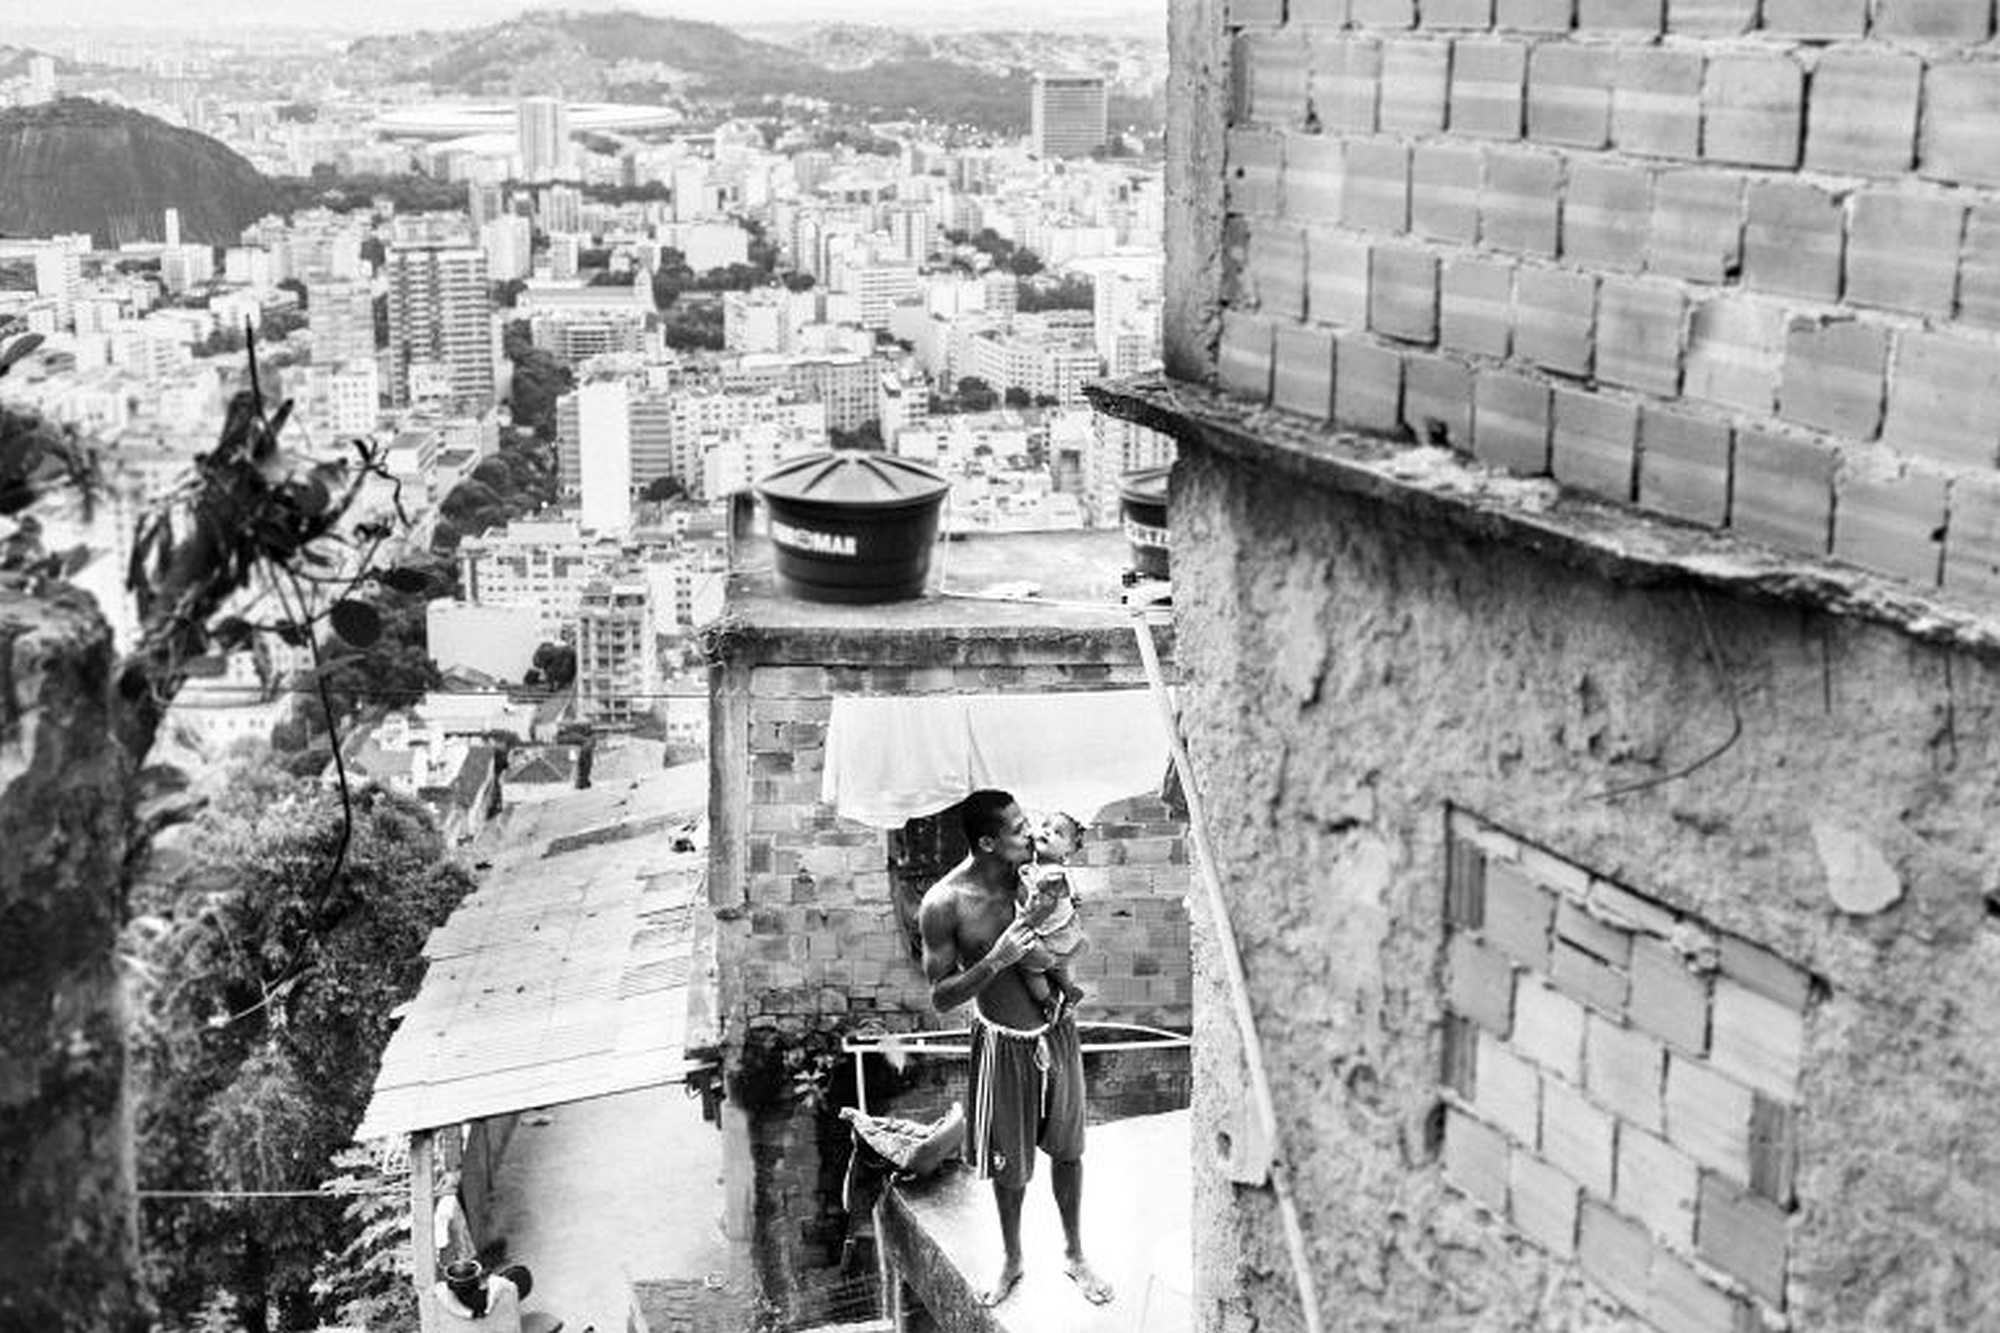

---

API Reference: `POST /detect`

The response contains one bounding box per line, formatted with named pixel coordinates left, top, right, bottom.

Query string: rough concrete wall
left=1177, top=446, right=2000, bottom=1332
left=0, top=588, right=143, bottom=1330
left=1211, top=0, right=2000, bottom=600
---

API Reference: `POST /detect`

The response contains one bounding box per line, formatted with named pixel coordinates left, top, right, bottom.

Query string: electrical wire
left=139, top=1188, right=400, bottom=1201
left=1589, top=587, right=1744, bottom=803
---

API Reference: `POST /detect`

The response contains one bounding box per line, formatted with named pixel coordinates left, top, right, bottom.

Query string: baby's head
left=1029, top=810, right=1085, bottom=864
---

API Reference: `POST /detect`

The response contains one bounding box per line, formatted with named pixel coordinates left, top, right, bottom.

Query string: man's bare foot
left=978, top=1261, right=1025, bottom=1307
left=1064, top=1258, right=1114, bottom=1305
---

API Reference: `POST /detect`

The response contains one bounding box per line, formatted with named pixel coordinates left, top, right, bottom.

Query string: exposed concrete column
left=1165, top=0, right=1228, bottom=385
left=707, top=660, right=750, bottom=912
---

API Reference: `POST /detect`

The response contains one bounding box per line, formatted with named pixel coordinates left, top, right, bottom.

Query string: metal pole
left=409, top=1131, right=439, bottom=1333
left=1131, top=608, right=1325, bottom=1333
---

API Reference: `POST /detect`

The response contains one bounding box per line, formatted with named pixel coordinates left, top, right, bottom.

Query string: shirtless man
left=918, top=788, right=1115, bottom=1309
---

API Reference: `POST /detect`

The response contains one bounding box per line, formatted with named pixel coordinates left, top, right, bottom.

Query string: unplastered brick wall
left=724, top=661, right=1194, bottom=1038
left=1440, top=808, right=1811, bottom=1332
left=1215, top=0, right=2000, bottom=599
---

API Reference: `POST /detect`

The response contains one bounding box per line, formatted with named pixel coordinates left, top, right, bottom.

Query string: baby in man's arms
left=1014, top=811, right=1092, bottom=1020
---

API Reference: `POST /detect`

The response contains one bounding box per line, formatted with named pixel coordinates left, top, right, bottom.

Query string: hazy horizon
left=14, top=0, right=1166, bottom=40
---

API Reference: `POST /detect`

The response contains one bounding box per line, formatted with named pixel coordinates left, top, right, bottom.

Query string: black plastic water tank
left=756, top=451, right=952, bottom=604
left=1118, top=466, right=1171, bottom=580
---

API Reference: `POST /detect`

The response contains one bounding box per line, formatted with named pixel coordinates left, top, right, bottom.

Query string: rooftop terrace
left=720, top=527, right=1166, bottom=659
left=876, top=1110, right=1192, bottom=1333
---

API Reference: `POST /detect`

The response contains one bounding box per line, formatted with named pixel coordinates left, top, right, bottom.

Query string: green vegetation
left=295, top=592, right=444, bottom=741
left=951, top=376, right=998, bottom=413
left=948, top=228, right=1046, bottom=278
left=1018, top=273, right=1095, bottom=314
left=130, top=756, right=476, bottom=1332
left=268, top=171, right=464, bottom=217
left=431, top=432, right=559, bottom=556
left=829, top=420, right=884, bottom=452
left=528, top=641, right=577, bottom=689
left=502, top=321, right=574, bottom=442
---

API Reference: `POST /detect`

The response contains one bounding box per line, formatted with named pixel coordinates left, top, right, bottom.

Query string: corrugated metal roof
left=356, top=817, right=708, bottom=1141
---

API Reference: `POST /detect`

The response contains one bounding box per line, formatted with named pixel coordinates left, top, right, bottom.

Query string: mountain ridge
left=0, top=98, right=278, bottom=247
left=344, top=8, right=1163, bottom=133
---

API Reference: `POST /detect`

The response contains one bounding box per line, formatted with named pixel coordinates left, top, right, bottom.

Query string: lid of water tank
left=757, top=450, right=950, bottom=511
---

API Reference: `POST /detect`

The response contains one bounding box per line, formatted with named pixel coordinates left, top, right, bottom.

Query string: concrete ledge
left=876, top=1110, right=1193, bottom=1333
left=715, top=530, right=1175, bottom=669
left=1087, top=374, right=2000, bottom=660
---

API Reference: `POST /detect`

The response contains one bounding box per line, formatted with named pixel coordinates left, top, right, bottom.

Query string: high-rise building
left=831, top=256, right=920, bottom=332
left=295, top=360, right=380, bottom=443
left=467, top=181, right=505, bottom=231
left=160, top=244, right=214, bottom=294
left=384, top=244, right=494, bottom=410
left=163, top=207, right=181, bottom=249
left=538, top=185, right=583, bottom=236
left=529, top=309, right=649, bottom=365
left=575, top=576, right=657, bottom=727
left=480, top=215, right=533, bottom=281
left=1031, top=75, right=1109, bottom=159
left=573, top=380, right=634, bottom=534
left=309, top=281, right=377, bottom=364
left=516, top=96, right=570, bottom=184
left=887, top=203, right=934, bottom=266
left=32, top=246, right=81, bottom=330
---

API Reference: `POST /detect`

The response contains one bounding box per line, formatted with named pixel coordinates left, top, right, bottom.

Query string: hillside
left=0, top=99, right=278, bottom=247
left=346, top=9, right=1163, bottom=134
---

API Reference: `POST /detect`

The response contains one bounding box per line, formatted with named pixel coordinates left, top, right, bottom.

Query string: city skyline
left=18, top=0, right=1166, bottom=40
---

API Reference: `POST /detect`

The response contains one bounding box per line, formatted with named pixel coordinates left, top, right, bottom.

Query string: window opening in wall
left=1438, top=808, right=1811, bottom=1332
left=886, top=801, right=969, bottom=961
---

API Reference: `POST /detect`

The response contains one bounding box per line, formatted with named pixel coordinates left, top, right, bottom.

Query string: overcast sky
left=32, top=0, right=1163, bottom=36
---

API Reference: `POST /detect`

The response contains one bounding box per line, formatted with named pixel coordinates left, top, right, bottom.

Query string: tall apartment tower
left=516, top=96, right=570, bottom=184
left=309, top=280, right=379, bottom=365
left=384, top=244, right=494, bottom=410
left=1030, top=74, right=1108, bottom=159
left=466, top=181, right=505, bottom=230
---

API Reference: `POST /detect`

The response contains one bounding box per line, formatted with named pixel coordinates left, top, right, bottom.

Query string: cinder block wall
left=1214, top=0, right=2000, bottom=596
left=1171, top=450, right=2000, bottom=1332
left=721, top=661, right=1193, bottom=1038
left=709, top=649, right=1194, bottom=1305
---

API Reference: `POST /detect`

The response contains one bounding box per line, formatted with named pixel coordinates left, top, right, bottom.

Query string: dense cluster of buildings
left=0, top=78, right=1173, bottom=789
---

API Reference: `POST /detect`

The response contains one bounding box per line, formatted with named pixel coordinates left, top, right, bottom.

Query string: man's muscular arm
left=920, top=885, right=1035, bottom=1013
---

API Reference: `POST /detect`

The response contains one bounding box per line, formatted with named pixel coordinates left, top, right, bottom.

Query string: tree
left=531, top=641, right=577, bottom=690
left=506, top=344, right=573, bottom=442
left=1017, top=273, right=1095, bottom=314
left=640, top=475, right=687, bottom=503
left=129, top=758, right=476, bottom=1331
left=956, top=377, right=998, bottom=412
left=260, top=306, right=309, bottom=344
left=1003, top=386, right=1033, bottom=410
left=829, top=420, right=884, bottom=452
left=1007, top=247, right=1045, bottom=278
left=661, top=301, right=725, bottom=352
left=0, top=329, right=436, bottom=1327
